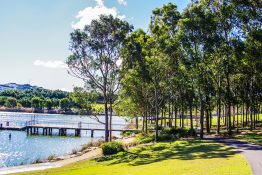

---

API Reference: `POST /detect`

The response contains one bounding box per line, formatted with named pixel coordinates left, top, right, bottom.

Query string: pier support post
left=64, top=129, right=67, bottom=136
left=49, top=128, right=52, bottom=135
left=26, top=127, right=30, bottom=135
left=75, top=129, right=81, bottom=137
left=59, top=128, right=67, bottom=136
left=91, top=130, right=94, bottom=138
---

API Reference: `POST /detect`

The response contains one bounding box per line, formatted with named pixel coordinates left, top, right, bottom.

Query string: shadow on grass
left=236, top=133, right=262, bottom=146
left=97, top=140, right=239, bottom=166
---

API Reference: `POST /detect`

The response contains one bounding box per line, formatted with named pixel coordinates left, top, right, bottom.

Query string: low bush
left=122, top=130, right=141, bottom=137
left=47, top=155, right=56, bottom=161
left=159, top=127, right=197, bottom=141
left=101, top=142, right=125, bottom=155
left=176, top=128, right=189, bottom=138
left=188, top=128, right=197, bottom=137
left=137, top=134, right=154, bottom=144
left=71, top=149, right=78, bottom=154
left=32, top=158, right=43, bottom=164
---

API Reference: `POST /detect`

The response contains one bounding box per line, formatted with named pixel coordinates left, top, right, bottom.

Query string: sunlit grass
left=14, top=140, right=252, bottom=175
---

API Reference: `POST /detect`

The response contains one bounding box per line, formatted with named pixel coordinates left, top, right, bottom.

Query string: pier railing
left=24, top=119, right=131, bottom=130
left=0, top=119, right=27, bottom=128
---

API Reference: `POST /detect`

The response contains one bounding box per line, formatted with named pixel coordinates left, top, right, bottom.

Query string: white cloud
left=60, top=88, right=71, bottom=92
left=96, top=0, right=104, bottom=6
left=72, top=0, right=126, bottom=30
left=117, top=0, right=127, bottom=6
left=33, top=60, right=67, bottom=69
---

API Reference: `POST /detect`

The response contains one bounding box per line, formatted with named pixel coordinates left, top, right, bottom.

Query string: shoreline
left=0, top=110, right=108, bottom=117
left=0, top=137, right=135, bottom=175
left=0, top=107, right=83, bottom=116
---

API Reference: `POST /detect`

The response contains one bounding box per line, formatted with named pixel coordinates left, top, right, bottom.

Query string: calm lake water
left=0, top=112, right=127, bottom=168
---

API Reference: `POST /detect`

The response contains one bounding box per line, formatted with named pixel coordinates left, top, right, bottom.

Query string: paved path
left=206, top=137, right=262, bottom=175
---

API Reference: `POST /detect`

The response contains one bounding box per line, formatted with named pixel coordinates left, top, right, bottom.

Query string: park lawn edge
left=12, top=140, right=252, bottom=175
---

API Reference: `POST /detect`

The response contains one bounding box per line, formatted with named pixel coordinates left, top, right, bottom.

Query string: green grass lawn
left=14, top=140, right=252, bottom=175
left=235, top=132, right=262, bottom=145
left=233, top=126, right=262, bottom=146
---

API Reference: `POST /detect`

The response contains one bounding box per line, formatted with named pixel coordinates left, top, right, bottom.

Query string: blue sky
left=0, top=0, right=190, bottom=91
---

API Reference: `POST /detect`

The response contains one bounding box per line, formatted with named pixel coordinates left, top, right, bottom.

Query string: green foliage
left=122, top=130, right=141, bottom=137
left=118, top=0, right=262, bottom=139
left=91, top=103, right=104, bottom=114
left=101, top=142, right=125, bottom=155
left=137, top=134, right=154, bottom=144
left=45, top=99, right=53, bottom=110
left=136, top=127, right=197, bottom=143
left=59, top=98, right=71, bottom=111
left=4, top=97, right=17, bottom=108
left=160, top=127, right=197, bottom=140
left=114, top=96, right=139, bottom=117
left=69, top=87, right=96, bottom=114
left=31, top=96, right=43, bottom=109
left=0, top=88, right=68, bottom=109
left=0, top=87, right=104, bottom=114
left=0, top=96, right=6, bottom=106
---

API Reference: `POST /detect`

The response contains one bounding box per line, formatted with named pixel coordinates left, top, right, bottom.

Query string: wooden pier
left=0, top=119, right=138, bottom=137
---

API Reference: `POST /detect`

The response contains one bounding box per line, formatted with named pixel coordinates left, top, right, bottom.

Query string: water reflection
left=0, top=112, right=125, bottom=168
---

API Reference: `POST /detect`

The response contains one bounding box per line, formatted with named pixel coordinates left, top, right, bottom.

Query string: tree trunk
left=250, top=106, right=253, bottom=131
left=195, top=105, right=198, bottom=127
left=190, top=104, right=193, bottom=130
left=174, top=107, right=177, bottom=128
left=135, top=117, right=139, bottom=130
left=223, top=105, right=226, bottom=126
left=226, top=74, right=232, bottom=135
left=200, top=100, right=204, bottom=139
left=217, top=77, right=221, bottom=134
left=206, top=109, right=210, bottom=133
left=209, top=111, right=212, bottom=130
left=233, top=105, right=235, bottom=128
left=145, top=108, right=148, bottom=134
left=169, top=103, right=172, bottom=127
left=242, top=103, right=245, bottom=128
left=181, top=108, right=184, bottom=128
left=109, top=100, right=113, bottom=141
left=104, top=99, right=109, bottom=142
left=236, top=104, right=239, bottom=133
left=142, top=116, right=145, bottom=132
left=246, top=105, right=249, bottom=126
left=154, top=84, right=159, bottom=142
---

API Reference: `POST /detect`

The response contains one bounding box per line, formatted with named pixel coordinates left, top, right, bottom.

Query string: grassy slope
left=233, top=120, right=262, bottom=145
left=14, top=140, right=252, bottom=175
left=235, top=131, right=262, bottom=145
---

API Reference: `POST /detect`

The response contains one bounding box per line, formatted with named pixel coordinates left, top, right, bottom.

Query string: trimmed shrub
left=101, top=142, right=125, bottom=155
left=137, top=135, right=154, bottom=144
left=158, top=127, right=197, bottom=141
left=187, top=128, right=197, bottom=137
left=176, top=128, right=189, bottom=138
left=122, top=130, right=141, bottom=137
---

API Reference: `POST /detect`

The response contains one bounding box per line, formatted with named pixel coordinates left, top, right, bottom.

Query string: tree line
left=0, top=87, right=104, bottom=113
left=67, top=0, right=261, bottom=142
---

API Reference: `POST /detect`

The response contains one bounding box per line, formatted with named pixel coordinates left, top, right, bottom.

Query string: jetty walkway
left=0, top=119, right=137, bottom=137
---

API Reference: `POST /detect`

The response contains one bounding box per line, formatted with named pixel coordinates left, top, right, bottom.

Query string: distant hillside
left=0, top=83, right=43, bottom=91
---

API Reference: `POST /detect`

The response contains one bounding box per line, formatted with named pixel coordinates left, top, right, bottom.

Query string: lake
left=0, top=112, right=127, bottom=168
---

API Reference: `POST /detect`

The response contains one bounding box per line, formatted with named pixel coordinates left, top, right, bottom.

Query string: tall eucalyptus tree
left=67, top=15, right=132, bottom=142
